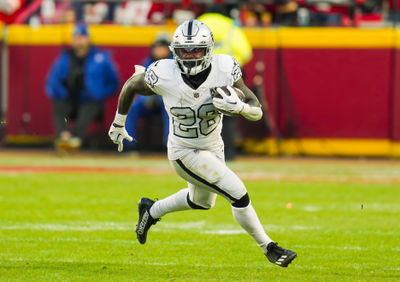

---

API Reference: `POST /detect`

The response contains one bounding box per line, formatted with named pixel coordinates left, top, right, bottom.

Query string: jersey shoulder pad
left=213, top=54, right=242, bottom=82
left=144, top=59, right=175, bottom=88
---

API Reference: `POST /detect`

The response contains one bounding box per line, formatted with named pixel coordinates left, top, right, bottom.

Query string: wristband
left=240, top=103, right=263, bottom=121
left=113, top=112, right=127, bottom=126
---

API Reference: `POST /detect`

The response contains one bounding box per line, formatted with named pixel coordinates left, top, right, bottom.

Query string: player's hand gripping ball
left=211, top=86, right=246, bottom=116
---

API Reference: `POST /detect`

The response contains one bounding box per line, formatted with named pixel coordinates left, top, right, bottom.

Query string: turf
left=1, top=151, right=400, bottom=281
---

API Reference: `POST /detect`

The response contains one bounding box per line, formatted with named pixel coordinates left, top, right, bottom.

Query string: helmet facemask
left=172, top=46, right=212, bottom=75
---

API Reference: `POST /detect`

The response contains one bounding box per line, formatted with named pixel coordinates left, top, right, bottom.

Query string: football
left=211, top=86, right=247, bottom=102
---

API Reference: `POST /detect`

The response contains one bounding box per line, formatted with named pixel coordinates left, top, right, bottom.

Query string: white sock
left=149, top=188, right=191, bottom=219
left=232, top=203, right=273, bottom=254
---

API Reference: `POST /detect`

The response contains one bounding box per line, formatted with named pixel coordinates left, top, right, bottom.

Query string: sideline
left=1, top=164, right=400, bottom=184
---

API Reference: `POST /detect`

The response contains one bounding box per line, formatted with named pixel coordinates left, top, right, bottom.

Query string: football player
left=108, top=19, right=296, bottom=267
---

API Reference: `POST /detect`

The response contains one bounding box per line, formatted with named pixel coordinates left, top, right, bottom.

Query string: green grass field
left=1, top=150, right=400, bottom=281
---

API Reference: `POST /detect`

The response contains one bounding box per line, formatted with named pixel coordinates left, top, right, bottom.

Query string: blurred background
left=1, top=0, right=400, bottom=158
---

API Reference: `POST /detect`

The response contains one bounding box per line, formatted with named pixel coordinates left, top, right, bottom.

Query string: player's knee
left=186, top=193, right=213, bottom=210
left=214, top=169, right=247, bottom=200
left=231, top=193, right=250, bottom=208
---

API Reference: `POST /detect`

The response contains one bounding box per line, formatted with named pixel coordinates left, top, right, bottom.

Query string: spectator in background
left=198, top=8, right=253, bottom=160
left=124, top=34, right=172, bottom=150
left=274, top=0, right=298, bottom=26
left=45, top=23, right=119, bottom=150
left=240, top=2, right=298, bottom=27
left=0, top=0, right=26, bottom=23
left=388, top=0, right=400, bottom=23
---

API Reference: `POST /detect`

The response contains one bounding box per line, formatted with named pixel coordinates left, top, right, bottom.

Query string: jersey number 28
left=170, top=104, right=221, bottom=138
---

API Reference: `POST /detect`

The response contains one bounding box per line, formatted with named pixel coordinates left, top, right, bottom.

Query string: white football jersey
left=144, top=54, right=242, bottom=160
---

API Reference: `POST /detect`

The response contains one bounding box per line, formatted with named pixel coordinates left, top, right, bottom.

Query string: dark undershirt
left=181, top=66, right=212, bottom=90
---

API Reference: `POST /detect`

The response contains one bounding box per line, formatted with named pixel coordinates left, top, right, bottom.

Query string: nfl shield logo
left=194, top=93, right=199, bottom=98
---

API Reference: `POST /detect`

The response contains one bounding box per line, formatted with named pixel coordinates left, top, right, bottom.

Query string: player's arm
left=233, top=78, right=261, bottom=108
left=117, top=66, right=156, bottom=114
left=212, top=56, right=263, bottom=121
left=233, top=78, right=263, bottom=121
left=213, top=77, right=263, bottom=121
left=108, top=65, right=156, bottom=152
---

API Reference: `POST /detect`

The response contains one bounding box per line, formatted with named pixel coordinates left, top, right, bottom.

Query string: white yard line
left=1, top=257, right=253, bottom=268
left=2, top=221, right=398, bottom=237
left=0, top=222, right=132, bottom=231
left=3, top=257, right=400, bottom=272
left=5, top=237, right=399, bottom=253
left=204, top=230, right=245, bottom=235
left=0, top=237, right=194, bottom=245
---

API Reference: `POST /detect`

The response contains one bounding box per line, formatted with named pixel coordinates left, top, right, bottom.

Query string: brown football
left=211, top=86, right=247, bottom=102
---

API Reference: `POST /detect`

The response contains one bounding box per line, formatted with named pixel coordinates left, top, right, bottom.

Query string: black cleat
left=135, top=197, right=160, bottom=244
left=266, top=242, right=297, bottom=267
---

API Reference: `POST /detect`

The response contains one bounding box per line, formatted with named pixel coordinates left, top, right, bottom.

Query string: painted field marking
left=3, top=257, right=400, bottom=272
left=1, top=237, right=195, bottom=245
left=0, top=221, right=321, bottom=233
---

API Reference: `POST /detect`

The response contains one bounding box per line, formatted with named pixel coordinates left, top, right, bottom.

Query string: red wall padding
left=6, top=45, right=398, bottom=140
left=277, top=49, right=392, bottom=138
left=391, top=50, right=400, bottom=141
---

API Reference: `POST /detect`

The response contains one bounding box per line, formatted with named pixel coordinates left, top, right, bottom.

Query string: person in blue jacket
left=124, top=34, right=172, bottom=150
left=46, top=23, right=119, bottom=149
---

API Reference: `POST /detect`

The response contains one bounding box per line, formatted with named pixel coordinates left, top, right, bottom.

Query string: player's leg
left=136, top=183, right=217, bottom=244
left=136, top=152, right=218, bottom=244
left=149, top=181, right=216, bottom=219
left=171, top=149, right=296, bottom=267
left=186, top=182, right=217, bottom=209
left=171, top=152, right=272, bottom=246
left=149, top=188, right=191, bottom=218
left=136, top=188, right=189, bottom=244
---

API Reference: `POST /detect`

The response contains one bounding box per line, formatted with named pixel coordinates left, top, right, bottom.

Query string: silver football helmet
left=170, top=19, right=214, bottom=76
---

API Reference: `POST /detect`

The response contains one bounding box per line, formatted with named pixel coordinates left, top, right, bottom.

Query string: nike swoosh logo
left=227, top=101, right=237, bottom=105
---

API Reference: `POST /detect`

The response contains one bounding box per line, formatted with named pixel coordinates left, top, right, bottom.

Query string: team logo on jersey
left=194, top=92, right=199, bottom=98
left=144, top=69, right=158, bottom=88
left=210, top=88, right=216, bottom=97
left=231, top=58, right=242, bottom=82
